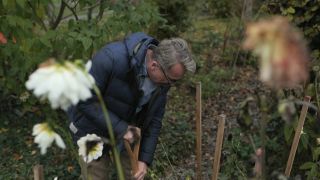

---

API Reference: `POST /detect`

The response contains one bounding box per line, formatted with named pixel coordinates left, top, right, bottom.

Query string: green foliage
left=0, top=0, right=164, bottom=178
left=151, top=0, right=195, bottom=38
left=247, top=1, right=320, bottom=178
left=150, top=110, right=195, bottom=177
left=234, top=93, right=301, bottom=177
left=263, top=1, right=320, bottom=57
left=220, top=128, right=249, bottom=179
left=204, top=0, right=261, bottom=19
left=191, top=66, right=233, bottom=99
left=0, top=0, right=163, bottom=116
left=205, top=0, right=233, bottom=18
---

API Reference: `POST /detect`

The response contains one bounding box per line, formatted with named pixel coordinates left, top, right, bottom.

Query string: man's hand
left=134, top=161, right=147, bottom=180
left=123, top=125, right=139, bottom=144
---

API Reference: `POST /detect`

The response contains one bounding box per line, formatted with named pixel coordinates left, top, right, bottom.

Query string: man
left=67, top=32, right=196, bottom=179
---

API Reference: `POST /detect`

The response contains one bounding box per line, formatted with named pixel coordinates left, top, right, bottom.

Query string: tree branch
left=59, top=1, right=101, bottom=22
left=96, top=0, right=106, bottom=21
left=51, top=0, right=67, bottom=29
left=87, top=4, right=94, bottom=21
left=45, top=0, right=56, bottom=27
left=63, top=0, right=79, bottom=21
left=27, top=1, right=48, bottom=31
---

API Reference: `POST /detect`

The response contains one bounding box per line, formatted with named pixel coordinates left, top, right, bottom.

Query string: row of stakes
left=195, top=82, right=311, bottom=180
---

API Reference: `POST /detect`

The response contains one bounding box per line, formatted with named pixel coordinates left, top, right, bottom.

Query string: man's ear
left=150, top=61, right=158, bottom=71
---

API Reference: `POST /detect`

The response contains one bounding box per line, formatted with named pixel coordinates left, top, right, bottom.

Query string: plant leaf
left=300, top=162, right=315, bottom=170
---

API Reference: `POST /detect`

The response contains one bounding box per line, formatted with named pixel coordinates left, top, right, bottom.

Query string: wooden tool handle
left=124, top=128, right=141, bottom=175
left=133, top=128, right=141, bottom=162
left=124, top=140, right=138, bottom=174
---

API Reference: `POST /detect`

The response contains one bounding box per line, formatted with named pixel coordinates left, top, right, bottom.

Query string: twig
left=82, top=1, right=101, bottom=11
left=285, top=96, right=311, bottom=177
left=60, top=1, right=100, bottom=21
left=212, top=114, right=226, bottom=180
left=45, top=1, right=56, bottom=26
left=27, top=1, right=48, bottom=31
left=63, top=0, right=79, bottom=21
left=196, top=82, right=202, bottom=180
left=293, top=100, right=318, bottom=112
left=87, top=4, right=94, bottom=21
left=221, top=24, right=230, bottom=58
left=248, top=134, right=256, bottom=151
left=96, top=0, right=106, bottom=21
left=159, top=141, right=177, bottom=179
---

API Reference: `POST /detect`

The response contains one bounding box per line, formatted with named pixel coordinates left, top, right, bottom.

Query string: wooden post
left=285, top=96, right=311, bottom=177
left=196, top=82, right=202, bottom=180
left=212, top=115, right=226, bottom=180
left=33, top=164, right=44, bottom=180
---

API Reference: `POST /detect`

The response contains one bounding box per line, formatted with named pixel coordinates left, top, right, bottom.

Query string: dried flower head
left=243, top=16, right=309, bottom=89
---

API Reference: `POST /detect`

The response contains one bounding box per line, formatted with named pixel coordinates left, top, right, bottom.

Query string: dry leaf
left=13, top=153, right=23, bottom=161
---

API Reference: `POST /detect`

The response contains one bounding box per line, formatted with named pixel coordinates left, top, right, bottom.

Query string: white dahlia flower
left=25, top=59, right=94, bottom=110
left=77, top=134, right=104, bottom=163
left=32, top=123, right=66, bottom=154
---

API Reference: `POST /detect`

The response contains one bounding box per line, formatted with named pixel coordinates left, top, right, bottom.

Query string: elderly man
left=67, top=32, right=196, bottom=179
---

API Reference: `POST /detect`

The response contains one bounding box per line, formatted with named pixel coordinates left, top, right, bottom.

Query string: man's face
left=146, top=49, right=185, bottom=85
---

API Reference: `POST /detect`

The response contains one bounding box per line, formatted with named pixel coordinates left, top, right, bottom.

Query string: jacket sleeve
left=76, top=47, right=128, bottom=139
left=138, top=90, right=167, bottom=165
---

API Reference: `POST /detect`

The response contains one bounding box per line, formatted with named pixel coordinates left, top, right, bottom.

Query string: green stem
left=50, top=121, right=79, bottom=163
left=62, top=127, right=79, bottom=162
left=92, top=84, right=125, bottom=180
left=315, top=73, right=320, bottom=109
left=260, top=110, right=267, bottom=179
left=259, top=95, right=267, bottom=180
left=159, top=140, right=176, bottom=177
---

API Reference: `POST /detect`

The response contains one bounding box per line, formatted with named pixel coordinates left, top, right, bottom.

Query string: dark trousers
left=79, top=150, right=134, bottom=180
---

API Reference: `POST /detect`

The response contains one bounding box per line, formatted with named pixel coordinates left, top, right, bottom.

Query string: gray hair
left=153, top=38, right=196, bottom=73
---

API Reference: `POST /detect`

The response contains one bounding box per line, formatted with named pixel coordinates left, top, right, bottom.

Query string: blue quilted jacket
left=67, top=32, right=170, bottom=165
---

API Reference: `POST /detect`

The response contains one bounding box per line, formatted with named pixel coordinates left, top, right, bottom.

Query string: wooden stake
left=196, top=82, right=202, bottom=180
left=285, top=96, right=311, bottom=177
left=33, top=164, right=44, bottom=180
left=212, top=114, right=226, bottom=180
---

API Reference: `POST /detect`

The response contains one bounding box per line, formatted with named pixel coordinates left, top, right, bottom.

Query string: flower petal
left=54, top=134, right=66, bottom=149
